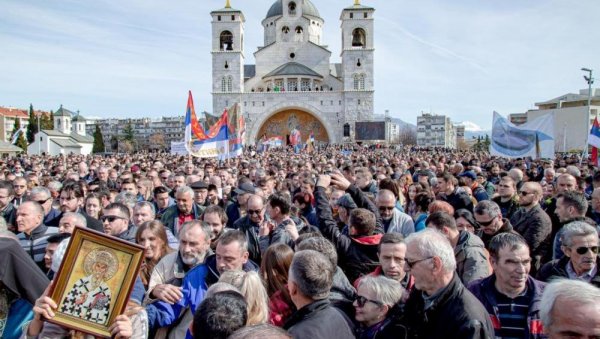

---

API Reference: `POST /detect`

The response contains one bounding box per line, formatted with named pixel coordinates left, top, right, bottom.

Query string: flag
left=187, top=110, right=230, bottom=158
left=184, top=91, right=209, bottom=154
left=589, top=118, right=600, bottom=166
left=10, top=127, right=26, bottom=145
left=489, top=111, right=554, bottom=159
left=219, top=103, right=245, bottom=160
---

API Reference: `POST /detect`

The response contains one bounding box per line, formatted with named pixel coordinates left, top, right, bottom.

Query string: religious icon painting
left=48, top=227, right=144, bottom=338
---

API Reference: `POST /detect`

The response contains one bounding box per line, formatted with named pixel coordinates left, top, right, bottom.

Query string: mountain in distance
left=458, top=121, right=491, bottom=139
left=372, top=114, right=416, bottom=132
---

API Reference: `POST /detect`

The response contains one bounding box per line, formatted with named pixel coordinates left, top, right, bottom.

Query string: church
left=210, top=0, right=375, bottom=144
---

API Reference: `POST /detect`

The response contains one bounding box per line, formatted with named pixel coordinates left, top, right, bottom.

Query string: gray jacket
left=455, top=230, right=491, bottom=285
left=385, top=208, right=415, bottom=237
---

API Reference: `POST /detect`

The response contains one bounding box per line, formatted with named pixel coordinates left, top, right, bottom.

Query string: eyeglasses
left=355, top=295, right=383, bottom=308
left=405, top=257, right=432, bottom=269
left=519, top=191, right=534, bottom=196
left=247, top=209, right=262, bottom=215
left=476, top=218, right=496, bottom=227
left=34, top=198, right=50, bottom=204
left=573, top=246, right=599, bottom=255
left=378, top=206, right=395, bottom=212
left=100, top=215, right=127, bottom=223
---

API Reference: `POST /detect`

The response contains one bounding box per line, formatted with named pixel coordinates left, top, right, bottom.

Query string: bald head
left=556, top=173, right=577, bottom=194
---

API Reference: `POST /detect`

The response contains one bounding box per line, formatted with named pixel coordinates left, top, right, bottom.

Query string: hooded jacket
left=315, top=185, right=384, bottom=283
left=204, top=253, right=260, bottom=286
left=454, top=230, right=491, bottom=285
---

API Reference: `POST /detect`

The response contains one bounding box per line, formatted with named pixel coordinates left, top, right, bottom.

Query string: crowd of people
left=0, top=145, right=599, bottom=338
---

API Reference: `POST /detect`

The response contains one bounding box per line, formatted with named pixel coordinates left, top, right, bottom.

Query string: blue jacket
left=468, top=275, right=547, bottom=339
left=146, top=264, right=209, bottom=336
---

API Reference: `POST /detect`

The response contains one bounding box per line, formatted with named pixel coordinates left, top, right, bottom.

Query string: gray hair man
left=537, top=221, right=600, bottom=287
left=58, top=211, right=87, bottom=234
left=161, top=186, right=202, bottom=236
left=402, top=229, right=493, bottom=338
left=540, top=279, right=600, bottom=338
left=29, top=187, right=60, bottom=225
left=144, top=220, right=212, bottom=338
left=283, top=250, right=355, bottom=338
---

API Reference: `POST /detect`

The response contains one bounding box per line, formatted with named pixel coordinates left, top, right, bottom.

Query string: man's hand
left=284, top=219, right=299, bottom=241
left=330, top=172, right=351, bottom=191
left=33, top=283, right=57, bottom=320
left=109, top=314, right=133, bottom=339
left=316, top=175, right=331, bottom=188
left=259, top=220, right=274, bottom=237
left=151, top=284, right=183, bottom=304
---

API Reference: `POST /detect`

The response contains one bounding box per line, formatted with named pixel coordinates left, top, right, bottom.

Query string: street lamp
left=582, top=67, right=594, bottom=160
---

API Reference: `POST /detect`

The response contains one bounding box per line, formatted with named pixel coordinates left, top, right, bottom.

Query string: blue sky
left=1, top=0, right=598, bottom=130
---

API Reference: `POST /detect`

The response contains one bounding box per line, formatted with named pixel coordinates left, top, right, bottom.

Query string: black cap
left=234, top=182, right=256, bottom=195
left=190, top=181, right=209, bottom=190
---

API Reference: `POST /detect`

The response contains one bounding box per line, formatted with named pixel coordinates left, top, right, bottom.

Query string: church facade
left=211, top=0, right=375, bottom=144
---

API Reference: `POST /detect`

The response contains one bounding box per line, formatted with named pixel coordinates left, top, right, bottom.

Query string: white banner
left=490, top=111, right=554, bottom=159
left=170, top=141, right=188, bottom=155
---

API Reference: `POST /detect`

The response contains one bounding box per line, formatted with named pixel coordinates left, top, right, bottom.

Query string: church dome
left=266, top=0, right=321, bottom=19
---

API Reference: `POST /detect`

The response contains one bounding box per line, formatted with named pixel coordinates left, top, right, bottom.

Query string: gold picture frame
left=48, top=227, right=144, bottom=338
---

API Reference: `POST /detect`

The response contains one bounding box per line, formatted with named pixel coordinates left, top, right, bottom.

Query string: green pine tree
left=122, top=120, right=135, bottom=142
left=92, top=123, right=105, bottom=153
left=26, top=104, right=38, bottom=143
left=11, top=118, right=28, bottom=151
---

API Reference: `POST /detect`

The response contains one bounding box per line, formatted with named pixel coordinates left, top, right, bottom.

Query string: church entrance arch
left=256, top=109, right=330, bottom=144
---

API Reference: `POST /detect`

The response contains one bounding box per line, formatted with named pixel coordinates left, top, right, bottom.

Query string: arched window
left=353, top=74, right=365, bottom=90
left=282, top=26, right=290, bottom=34
left=352, top=28, right=366, bottom=48
left=288, top=2, right=297, bottom=15
left=221, top=76, right=233, bottom=92
left=220, top=31, right=233, bottom=51
left=295, top=26, right=303, bottom=42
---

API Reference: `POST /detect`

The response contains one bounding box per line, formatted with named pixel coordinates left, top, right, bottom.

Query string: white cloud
left=460, top=121, right=486, bottom=132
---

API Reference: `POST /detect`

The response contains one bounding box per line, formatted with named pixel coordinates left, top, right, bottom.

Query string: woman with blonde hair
left=219, top=270, right=270, bottom=325
left=137, top=178, right=154, bottom=202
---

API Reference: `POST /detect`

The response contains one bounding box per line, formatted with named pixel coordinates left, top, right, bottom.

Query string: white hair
left=357, top=275, right=405, bottom=307
left=540, top=279, right=600, bottom=328
left=405, top=228, right=456, bottom=272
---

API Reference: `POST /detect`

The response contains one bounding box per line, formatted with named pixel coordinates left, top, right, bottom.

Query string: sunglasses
left=100, top=215, right=127, bottom=223
left=573, top=246, right=599, bottom=255
left=355, top=295, right=383, bottom=308
left=247, top=209, right=262, bottom=215
left=518, top=191, right=534, bottom=196
left=476, top=218, right=496, bottom=227
left=34, top=198, right=50, bottom=205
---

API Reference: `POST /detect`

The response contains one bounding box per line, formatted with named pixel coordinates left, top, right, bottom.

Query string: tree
left=92, top=123, right=105, bottom=153
left=398, top=126, right=417, bottom=145
left=122, top=121, right=134, bottom=142
left=120, top=140, right=134, bottom=153
left=26, top=104, right=38, bottom=143
left=110, top=135, right=119, bottom=152
left=149, top=133, right=166, bottom=151
left=11, top=118, right=28, bottom=151
left=41, top=110, right=53, bottom=130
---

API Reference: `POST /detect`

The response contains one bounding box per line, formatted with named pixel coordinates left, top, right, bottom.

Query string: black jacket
left=442, top=188, right=474, bottom=212
left=283, top=299, right=355, bottom=339
left=537, top=256, right=600, bottom=288
left=233, top=215, right=262, bottom=264
left=510, top=204, right=552, bottom=272
left=402, top=274, right=494, bottom=339
left=315, top=185, right=383, bottom=283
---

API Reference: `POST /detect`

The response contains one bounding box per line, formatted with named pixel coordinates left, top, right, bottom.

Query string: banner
left=490, top=111, right=554, bottom=159
left=219, top=103, right=245, bottom=160
left=170, top=141, right=188, bottom=155
left=589, top=118, right=600, bottom=166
